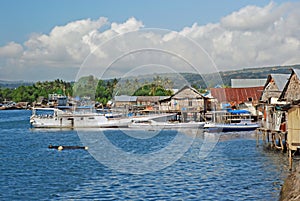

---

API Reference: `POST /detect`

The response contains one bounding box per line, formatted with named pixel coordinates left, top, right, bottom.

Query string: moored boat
left=129, top=119, right=205, bottom=129
left=203, top=109, right=260, bottom=132
left=203, top=120, right=260, bottom=132
left=30, top=107, right=124, bottom=128
left=30, top=107, right=176, bottom=128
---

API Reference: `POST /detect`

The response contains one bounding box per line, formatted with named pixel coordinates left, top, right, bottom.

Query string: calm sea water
left=0, top=110, right=289, bottom=200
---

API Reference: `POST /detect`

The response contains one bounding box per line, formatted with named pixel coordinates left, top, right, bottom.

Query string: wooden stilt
left=263, top=130, right=267, bottom=145
left=279, top=134, right=284, bottom=152
left=289, top=149, right=293, bottom=171
left=256, top=129, right=259, bottom=147
left=271, top=133, right=275, bottom=148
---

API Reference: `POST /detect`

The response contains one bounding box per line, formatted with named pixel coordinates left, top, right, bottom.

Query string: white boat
left=203, top=109, right=260, bottom=132
left=30, top=107, right=130, bottom=128
left=203, top=119, right=260, bottom=132
left=129, top=119, right=205, bottom=129
left=30, top=107, right=176, bottom=128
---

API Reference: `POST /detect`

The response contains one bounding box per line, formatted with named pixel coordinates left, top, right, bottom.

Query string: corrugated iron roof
left=270, top=74, right=290, bottom=91
left=210, top=86, right=264, bottom=103
left=136, top=96, right=160, bottom=102
left=278, top=68, right=300, bottom=101
left=293, top=68, right=300, bottom=80
left=231, top=79, right=267, bottom=88
left=114, top=95, right=137, bottom=102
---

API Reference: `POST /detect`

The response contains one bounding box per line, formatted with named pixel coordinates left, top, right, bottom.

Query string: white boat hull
left=203, top=122, right=259, bottom=132
left=129, top=120, right=205, bottom=129
left=30, top=108, right=176, bottom=129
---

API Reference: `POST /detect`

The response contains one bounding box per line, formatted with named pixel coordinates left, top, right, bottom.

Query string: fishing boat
left=30, top=107, right=176, bottom=128
left=30, top=107, right=128, bottom=128
left=203, top=109, right=260, bottom=132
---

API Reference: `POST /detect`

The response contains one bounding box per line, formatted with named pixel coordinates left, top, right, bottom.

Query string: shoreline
left=280, top=166, right=300, bottom=201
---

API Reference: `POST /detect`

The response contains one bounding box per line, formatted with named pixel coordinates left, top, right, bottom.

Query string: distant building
left=231, top=79, right=266, bottom=88
left=114, top=95, right=137, bottom=107
left=48, top=94, right=68, bottom=106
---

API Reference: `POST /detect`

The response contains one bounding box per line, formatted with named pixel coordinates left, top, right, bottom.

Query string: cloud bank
left=0, top=2, right=299, bottom=81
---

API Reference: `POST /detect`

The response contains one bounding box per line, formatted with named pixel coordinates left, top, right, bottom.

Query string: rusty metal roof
left=210, top=86, right=264, bottom=103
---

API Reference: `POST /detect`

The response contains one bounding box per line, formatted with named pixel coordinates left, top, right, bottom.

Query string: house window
left=188, top=101, right=193, bottom=107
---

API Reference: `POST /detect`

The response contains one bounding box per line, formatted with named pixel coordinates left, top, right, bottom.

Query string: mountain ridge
left=1, top=64, right=299, bottom=89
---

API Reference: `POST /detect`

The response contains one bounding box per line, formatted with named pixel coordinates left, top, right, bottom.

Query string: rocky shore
left=280, top=166, right=300, bottom=201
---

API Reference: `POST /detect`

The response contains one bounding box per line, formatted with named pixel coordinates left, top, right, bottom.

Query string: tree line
left=0, top=76, right=175, bottom=105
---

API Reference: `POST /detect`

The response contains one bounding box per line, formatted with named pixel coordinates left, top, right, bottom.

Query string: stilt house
left=278, top=69, right=300, bottom=153
left=159, top=86, right=207, bottom=122
left=259, top=74, right=290, bottom=130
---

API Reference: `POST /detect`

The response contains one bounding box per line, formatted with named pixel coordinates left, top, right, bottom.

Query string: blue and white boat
left=203, top=109, right=260, bottom=132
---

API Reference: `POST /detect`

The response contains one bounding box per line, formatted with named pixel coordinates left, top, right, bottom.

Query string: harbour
left=0, top=110, right=289, bottom=200
left=2, top=69, right=300, bottom=200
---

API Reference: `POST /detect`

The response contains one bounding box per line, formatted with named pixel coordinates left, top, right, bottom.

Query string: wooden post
left=256, top=129, right=259, bottom=147
left=279, top=134, right=284, bottom=152
left=267, top=130, right=270, bottom=143
left=289, top=149, right=293, bottom=171
left=263, top=129, right=267, bottom=145
left=271, top=133, right=275, bottom=149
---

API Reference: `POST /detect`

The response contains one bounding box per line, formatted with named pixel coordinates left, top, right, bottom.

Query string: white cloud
left=0, top=2, right=300, bottom=81
left=0, top=42, right=23, bottom=57
left=111, top=17, right=144, bottom=34
left=180, top=2, right=300, bottom=69
left=220, top=2, right=288, bottom=31
left=22, top=17, right=109, bottom=66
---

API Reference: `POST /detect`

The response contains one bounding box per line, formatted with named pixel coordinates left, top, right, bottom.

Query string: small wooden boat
left=48, top=144, right=88, bottom=150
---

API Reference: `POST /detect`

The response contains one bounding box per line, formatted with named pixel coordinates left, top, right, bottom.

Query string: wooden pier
left=256, top=104, right=300, bottom=170
left=256, top=128, right=287, bottom=151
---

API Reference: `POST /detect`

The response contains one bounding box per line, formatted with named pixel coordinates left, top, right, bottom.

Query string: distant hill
left=219, top=64, right=300, bottom=87
left=0, top=80, right=33, bottom=89
left=1, top=64, right=299, bottom=89
left=181, top=64, right=300, bottom=88
left=119, top=64, right=300, bottom=89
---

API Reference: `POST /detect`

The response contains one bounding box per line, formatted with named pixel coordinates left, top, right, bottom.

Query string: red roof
left=210, top=86, right=263, bottom=104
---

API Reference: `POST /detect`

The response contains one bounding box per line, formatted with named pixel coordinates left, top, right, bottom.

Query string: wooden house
left=259, top=74, right=289, bottom=130
left=135, top=96, right=168, bottom=112
left=277, top=69, right=300, bottom=168
left=114, top=95, right=137, bottom=108
left=279, top=69, right=300, bottom=103
left=260, top=74, right=290, bottom=104
left=159, top=86, right=206, bottom=122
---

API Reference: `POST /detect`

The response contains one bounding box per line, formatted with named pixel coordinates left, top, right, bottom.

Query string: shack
left=278, top=69, right=300, bottom=169
left=259, top=74, right=289, bottom=131
left=255, top=74, right=290, bottom=154
left=159, top=86, right=207, bottom=122
left=114, top=95, right=137, bottom=108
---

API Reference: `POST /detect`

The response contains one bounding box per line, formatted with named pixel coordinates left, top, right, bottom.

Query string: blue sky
left=0, top=0, right=299, bottom=81
left=0, top=0, right=293, bottom=45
